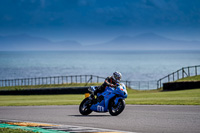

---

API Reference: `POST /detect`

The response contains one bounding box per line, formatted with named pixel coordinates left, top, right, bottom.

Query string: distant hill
left=88, top=33, right=200, bottom=50
left=0, top=33, right=199, bottom=51
left=0, top=34, right=82, bottom=50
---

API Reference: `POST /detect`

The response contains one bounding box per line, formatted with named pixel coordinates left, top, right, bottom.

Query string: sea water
left=0, top=50, right=199, bottom=82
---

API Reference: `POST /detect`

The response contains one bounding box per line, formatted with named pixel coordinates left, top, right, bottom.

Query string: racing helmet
left=112, top=71, right=122, bottom=83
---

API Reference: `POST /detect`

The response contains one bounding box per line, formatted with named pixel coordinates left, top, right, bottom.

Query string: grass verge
left=126, top=88, right=200, bottom=105
left=175, top=75, right=200, bottom=82
left=0, top=88, right=199, bottom=106
left=0, top=128, right=36, bottom=133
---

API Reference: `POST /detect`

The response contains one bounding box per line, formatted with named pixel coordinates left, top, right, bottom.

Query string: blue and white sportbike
left=79, top=83, right=128, bottom=116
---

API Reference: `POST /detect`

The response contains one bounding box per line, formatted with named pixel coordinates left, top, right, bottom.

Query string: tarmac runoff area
left=0, top=120, right=133, bottom=133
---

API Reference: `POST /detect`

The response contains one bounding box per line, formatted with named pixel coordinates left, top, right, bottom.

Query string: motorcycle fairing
left=90, top=87, right=116, bottom=112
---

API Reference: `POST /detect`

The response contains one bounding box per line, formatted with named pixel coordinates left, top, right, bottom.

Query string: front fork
left=114, top=97, right=124, bottom=106
left=88, top=94, right=98, bottom=104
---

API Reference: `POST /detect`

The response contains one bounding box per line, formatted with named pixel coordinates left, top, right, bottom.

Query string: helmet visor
left=116, top=76, right=121, bottom=81
left=114, top=75, right=121, bottom=82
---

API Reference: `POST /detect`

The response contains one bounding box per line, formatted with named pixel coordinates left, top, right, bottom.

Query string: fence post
left=66, top=76, right=68, bottom=84
left=6, top=80, right=8, bottom=87
left=188, top=67, right=190, bottom=77
left=157, top=80, right=159, bottom=89
left=195, top=66, right=197, bottom=76
left=177, top=70, right=179, bottom=80
left=168, top=75, right=170, bottom=82
left=160, top=79, right=162, bottom=89
left=97, top=76, right=99, bottom=83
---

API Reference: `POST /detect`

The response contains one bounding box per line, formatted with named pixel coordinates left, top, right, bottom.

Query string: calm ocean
left=0, top=50, right=199, bottom=81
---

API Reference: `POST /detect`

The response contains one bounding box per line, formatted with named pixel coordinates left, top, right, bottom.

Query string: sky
left=0, top=0, right=200, bottom=45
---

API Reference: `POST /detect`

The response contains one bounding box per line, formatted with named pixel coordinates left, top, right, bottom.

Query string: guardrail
left=157, top=65, right=200, bottom=89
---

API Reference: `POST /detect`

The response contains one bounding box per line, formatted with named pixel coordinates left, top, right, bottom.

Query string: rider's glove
left=110, top=84, right=116, bottom=88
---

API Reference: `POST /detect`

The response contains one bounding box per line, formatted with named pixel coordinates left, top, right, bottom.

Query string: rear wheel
left=79, top=98, right=93, bottom=115
left=109, top=99, right=125, bottom=116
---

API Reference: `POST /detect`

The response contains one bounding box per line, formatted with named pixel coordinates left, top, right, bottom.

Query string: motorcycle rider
left=91, top=71, right=122, bottom=96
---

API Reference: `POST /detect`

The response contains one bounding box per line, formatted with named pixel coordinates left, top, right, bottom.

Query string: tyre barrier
left=0, top=87, right=89, bottom=95
left=163, top=81, right=200, bottom=91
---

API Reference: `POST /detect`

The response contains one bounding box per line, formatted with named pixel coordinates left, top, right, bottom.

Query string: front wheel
left=79, top=98, right=93, bottom=115
left=109, top=99, right=125, bottom=116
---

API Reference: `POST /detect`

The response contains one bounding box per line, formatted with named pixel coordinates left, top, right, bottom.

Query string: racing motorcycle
left=79, top=83, right=128, bottom=116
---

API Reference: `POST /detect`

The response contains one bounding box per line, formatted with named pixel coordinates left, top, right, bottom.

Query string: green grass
left=126, top=88, right=200, bottom=105
left=176, top=75, right=200, bottom=82
left=0, top=128, right=36, bottom=133
left=0, top=88, right=199, bottom=106
left=0, top=94, right=84, bottom=106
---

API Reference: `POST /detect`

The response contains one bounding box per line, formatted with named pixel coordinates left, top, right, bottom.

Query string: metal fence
left=0, top=75, right=104, bottom=87
left=122, top=80, right=157, bottom=90
left=0, top=75, right=157, bottom=90
left=2, top=65, right=198, bottom=90
left=157, top=65, right=200, bottom=89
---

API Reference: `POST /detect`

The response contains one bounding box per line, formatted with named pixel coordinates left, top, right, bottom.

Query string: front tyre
left=109, top=99, right=125, bottom=116
left=79, top=98, right=93, bottom=115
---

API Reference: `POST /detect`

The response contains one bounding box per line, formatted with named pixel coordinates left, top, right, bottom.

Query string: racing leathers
left=95, top=76, right=118, bottom=94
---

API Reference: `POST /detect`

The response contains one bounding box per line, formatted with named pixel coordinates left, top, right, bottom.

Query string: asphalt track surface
left=0, top=105, right=200, bottom=133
